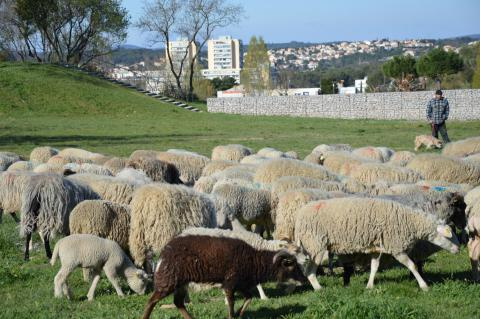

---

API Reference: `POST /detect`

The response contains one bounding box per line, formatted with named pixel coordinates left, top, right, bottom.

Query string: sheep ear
left=437, top=225, right=453, bottom=238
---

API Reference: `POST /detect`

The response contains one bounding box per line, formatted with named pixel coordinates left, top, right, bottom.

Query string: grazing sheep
left=64, top=163, right=113, bottom=176
left=304, top=152, right=323, bottom=165
left=376, top=147, right=395, bottom=162
left=257, top=147, right=286, bottom=158
left=211, top=144, right=253, bottom=162
left=103, top=157, right=128, bottom=175
left=212, top=181, right=272, bottom=232
left=0, top=171, right=36, bottom=223
left=442, top=136, right=480, bottom=157
left=51, top=234, right=148, bottom=301
left=352, top=146, right=385, bottom=162
left=342, top=178, right=390, bottom=196
left=464, top=153, right=480, bottom=167
left=181, top=227, right=311, bottom=300
left=115, top=168, right=153, bottom=185
left=68, top=174, right=139, bottom=205
left=466, top=197, right=480, bottom=281
left=47, top=155, right=93, bottom=166
left=201, top=160, right=238, bottom=177
left=193, top=175, right=219, bottom=194
left=254, top=158, right=338, bottom=184
left=128, top=184, right=216, bottom=268
left=240, top=154, right=269, bottom=165
left=126, top=157, right=181, bottom=184
left=129, top=150, right=159, bottom=160
left=312, top=144, right=352, bottom=155
left=21, top=174, right=100, bottom=260
left=58, top=148, right=107, bottom=163
left=465, top=186, right=480, bottom=209
left=156, top=151, right=210, bottom=186
left=69, top=200, right=130, bottom=251
left=295, top=197, right=459, bottom=290
left=414, top=135, right=443, bottom=151
left=0, top=152, right=22, bottom=171
left=415, top=180, right=473, bottom=195
left=142, top=235, right=306, bottom=319
left=350, top=163, right=422, bottom=185
left=274, top=188, right=334, bottom=241
left=407, top=154, right=480, bottom=186
left=321, top=151, right=371, bottom=175
left=270, top=176, right=344, bottom=214
left=30, top=146, right=59, bottom=163
left=388, top=151, right=416, bottom=166
left=7, top=161, right=38, bottom=172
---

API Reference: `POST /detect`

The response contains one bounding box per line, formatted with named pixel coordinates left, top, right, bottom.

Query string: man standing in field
left=426, top=89, right=451, bottom=143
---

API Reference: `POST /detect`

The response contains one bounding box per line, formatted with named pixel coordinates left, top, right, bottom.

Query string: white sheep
left=295, top=197, right=459, bottom=291
left=51, top=234, right=148, bottom=300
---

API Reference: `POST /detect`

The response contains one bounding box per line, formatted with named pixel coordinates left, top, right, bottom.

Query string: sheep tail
left=50, top=242, right=59, bottom=266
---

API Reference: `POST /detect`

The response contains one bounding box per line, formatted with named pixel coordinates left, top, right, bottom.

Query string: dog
left=414, top=135, right=443, bottom=151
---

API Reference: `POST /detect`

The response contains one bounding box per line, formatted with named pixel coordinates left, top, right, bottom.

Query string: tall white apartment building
left=202, top=36, right=243, bottom=83
left=166, top=39, right=197, bottom=76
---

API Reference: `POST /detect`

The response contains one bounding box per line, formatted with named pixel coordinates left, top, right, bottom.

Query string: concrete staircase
left=64, top=65, right=203, bottom=113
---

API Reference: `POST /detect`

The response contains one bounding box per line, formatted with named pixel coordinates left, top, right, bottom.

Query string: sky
left=122, top=0, right=480, bottom=47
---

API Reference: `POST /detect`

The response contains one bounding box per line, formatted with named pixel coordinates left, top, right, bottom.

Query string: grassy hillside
left=1, top=62, right=480, bottom=319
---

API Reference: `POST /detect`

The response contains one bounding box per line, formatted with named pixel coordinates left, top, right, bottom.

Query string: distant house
left=338, top=77, right=367, bottom=95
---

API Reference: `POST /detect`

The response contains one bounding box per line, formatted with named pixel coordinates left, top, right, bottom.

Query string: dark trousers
left=431, top=122, right=451, bottom=143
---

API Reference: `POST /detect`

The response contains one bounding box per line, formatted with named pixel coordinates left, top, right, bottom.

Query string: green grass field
left=1, top=62, right=480, bottom=319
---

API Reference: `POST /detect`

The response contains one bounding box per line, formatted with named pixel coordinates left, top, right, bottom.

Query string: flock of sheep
left=1, top=136, right=480, bottom=318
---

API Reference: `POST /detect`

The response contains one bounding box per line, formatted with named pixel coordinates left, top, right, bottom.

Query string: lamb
left=212, top=180, right=273, bottom=232
left=181, top=226, right=311, bottom=300
left=350, top=163, right=422, bottom=185
left=156, top=151, right=210, bottom=185
left=103, top=157, right=128, bottom=175
left=141, top=235, right=306, bottom=319
left=30, top=146, right=59, bottom=163
left=64, top=163, right=113, bottom=176
left=388, top=151, right=416, bottom=167
left=254, top=158, right=338, bottom=184
left=68, top=173, right=139, bottom=205
left=442, top=136, right=480, bottom=157
left=126, top=157, right=182, bottom=183
left=295, top=197, right=459, bottom=291
left=407, top=153, right=480, bottom=186
left=352, top=146, right=386, bottom=162
left=414, top=135, right=443, bottom=151
left=128, top=184, right=216, bottom=269
left=69, top=200, right=131, bottom=251
left=201, top=160, right=238, bottom=177
left=21, top=174, right=100, bottom=260
left=51, top=234, right=148, bottom=301
left=211, top=144, right=253, bottom=162
left=0, top=152, right=22, bottom=171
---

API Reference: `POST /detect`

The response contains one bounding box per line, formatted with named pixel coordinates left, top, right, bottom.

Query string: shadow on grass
left=245, top=304, right=307, bottom=319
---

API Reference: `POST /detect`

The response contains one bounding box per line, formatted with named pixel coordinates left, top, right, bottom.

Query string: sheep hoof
left=420, top=285, right=429, bottom=292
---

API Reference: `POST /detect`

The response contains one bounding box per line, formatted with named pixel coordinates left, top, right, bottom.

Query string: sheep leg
left=43, top=233, right=52, bottom=259
left=24, top=232, right=32, bottom=261
left=224, top=288, right=235, bottom=319
left=468, top=237, right=480, bottom=282
left=54, top=267, right=73, bottom=299
left=142, top=290, right=169, bottom=319
left=104, top=268, right=124, bottom=297
left=343, top=264, right=354, bottom=286
left=86, top=272, right=101, bottom=301
left=366, top=253, right=381, bottom=289
left=328, top=252, right=335, bottom=276
left=306, top=264, right=322, bottom=290
left=394, top=253, right=428, bottom=291
left=235, top=290, right=253, bottom=317
left=173, top=285, right=192, bottom=319
left=256, top=284, right=268, bottom=300
left=83, top=268, right=95, bottom=282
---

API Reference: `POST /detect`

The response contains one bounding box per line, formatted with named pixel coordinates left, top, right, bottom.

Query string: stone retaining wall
left=207, top=89, right=480, bottom=120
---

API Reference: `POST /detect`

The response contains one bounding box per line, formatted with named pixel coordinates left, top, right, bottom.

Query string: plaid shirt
left=426, top=98, right=449, bottom=124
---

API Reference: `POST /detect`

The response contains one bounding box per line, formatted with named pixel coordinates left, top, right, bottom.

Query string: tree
left=472, top=49, right=480, bottom=89
left=320, top=78, right=335, bottom=94
left=367, top=67, right=385, bottom=92
left=137, top=0, right=243, bottom=100
left=241, top=36, right=271, bottom=96
left=416, top=48, right=464, bottom=80
left=11, top=0, right=129, bottom=65
left=211, top=76, right=236, bottom=92
left=382, top=55, right=417, bottom=91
